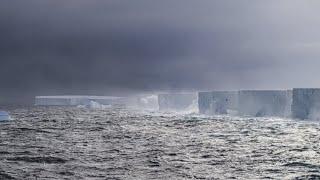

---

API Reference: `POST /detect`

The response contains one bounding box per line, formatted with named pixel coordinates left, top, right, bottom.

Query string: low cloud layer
left=1, top=1, right=320, bottom=103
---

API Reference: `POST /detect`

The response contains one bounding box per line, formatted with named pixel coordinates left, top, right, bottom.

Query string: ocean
left=0, top=106, right=320, bottom=179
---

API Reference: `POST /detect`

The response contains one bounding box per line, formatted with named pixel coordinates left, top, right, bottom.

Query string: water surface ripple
left=0, top=107, right=320, bottom=179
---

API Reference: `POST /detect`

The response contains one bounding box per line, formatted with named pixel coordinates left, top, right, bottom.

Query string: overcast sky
left=1, top=0, right=320, bottom=103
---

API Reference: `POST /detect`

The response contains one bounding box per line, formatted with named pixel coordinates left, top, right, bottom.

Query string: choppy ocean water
left=0, top=106, right=320, bottom=180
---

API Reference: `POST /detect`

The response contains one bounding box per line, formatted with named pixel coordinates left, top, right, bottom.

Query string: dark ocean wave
left=0, top=107, right=320, bottom=179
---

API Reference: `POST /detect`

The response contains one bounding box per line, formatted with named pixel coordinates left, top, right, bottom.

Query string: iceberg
left=198, top=92, right=213, bottom=114
left=158, top=93, right=197, bottom=111
left=125, top=95, right=159, bottom=110
left=86, top=101, right=112, bottom=109
left=284, top=90, right=293, bottom=117
left=35, top=96, right=125, bottom=107
left=198, top=91, right=238, bottom=115
left=238, top=90, right=291, bottom=117
left=291, top=88, right=320, bottom=120
left=0, top=111, right=10, bottom=121
left=212, top=91, right=238, bottom=115
left=137, top=95, right=159, bottom=110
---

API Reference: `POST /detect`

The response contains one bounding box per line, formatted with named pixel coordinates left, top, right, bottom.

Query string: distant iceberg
left=0, top=111, right=10, bottom=121
left=125, top=95, right=159, bottom=110
left=35, top=96, right=125, bottom=107
left=198, top=91, right=238, bottom=115
left=158, top=93, right=197, bottom=112
left=291, top=88, right=320, bottom=120
left=198, top=92, right=212, bottom=115
left=238, top=90, right=291, bottom=117
left=84, top=101, right=112, bottom=109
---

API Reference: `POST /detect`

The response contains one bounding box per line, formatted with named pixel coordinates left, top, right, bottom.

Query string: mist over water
left=1, top=106, right=320, bottom=179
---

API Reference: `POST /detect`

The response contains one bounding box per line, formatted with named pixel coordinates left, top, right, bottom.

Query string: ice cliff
left=238, top=90, right=292, bottom=117
left=291, top=88, right=320, bottom=120
left=198, top=91, right=238, bottom=115
left=158, top=93, right=197, bottom=111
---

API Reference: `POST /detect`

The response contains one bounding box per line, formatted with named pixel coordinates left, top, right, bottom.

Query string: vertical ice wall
left=198, top=91, right=238, bottom=115
left=124, top=95, right=159, bottom=110
left=35, top=97, right=73, bottom=106
left=212, top=91, right=238, bottom=115
left=238, top=90, right=291, bottom=117
left=198, top=92, right=212, bottom=114
left=284, top=90, right=293, bottom=117
left=35, top=96, right=125, bottom=106
left=291, top=88, right=320, bottom=120
left=158, top=93, right=197, bottom=111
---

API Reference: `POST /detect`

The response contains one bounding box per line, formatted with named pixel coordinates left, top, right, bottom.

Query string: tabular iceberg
left=158, top=93, right=197, bottom=111
left=35, top=96, right=125, bottom=107
left=238, top=90, right=291, bottom=117
left=212, top=91, right=238, bottom=115
left=125, top=95, right=159, bottom=110
left=198, top=91, right=238, bottom=115
left=198, top=92, right=212, bottom=114
left=291, top=88, right=320, bottom=120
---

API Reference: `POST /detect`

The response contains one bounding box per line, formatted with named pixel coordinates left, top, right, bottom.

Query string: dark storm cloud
left=1, top=0, right=320, bottom=103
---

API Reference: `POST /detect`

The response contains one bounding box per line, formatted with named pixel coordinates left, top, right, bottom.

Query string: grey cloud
left=1, top=1, right=320, bottom=104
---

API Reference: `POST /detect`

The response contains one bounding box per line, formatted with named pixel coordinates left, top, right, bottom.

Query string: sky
left=1, top=0, right=320, bottom=104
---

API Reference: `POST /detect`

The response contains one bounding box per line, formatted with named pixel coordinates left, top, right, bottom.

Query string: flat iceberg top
left=240, top=90, right=288, bottom=93
left=35, top=96, right=123, bottom=100
left=293, top=88, right=320, bottom=90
